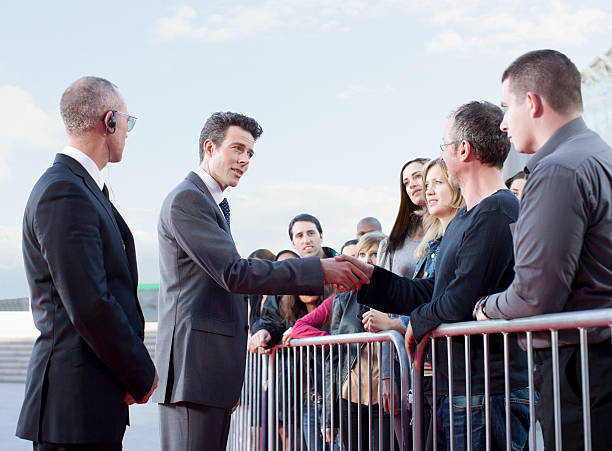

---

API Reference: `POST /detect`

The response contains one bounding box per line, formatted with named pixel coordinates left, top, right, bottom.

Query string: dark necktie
left=219, top=198, right=230, bottom=229
left=102, top=184, right=109, bottom=199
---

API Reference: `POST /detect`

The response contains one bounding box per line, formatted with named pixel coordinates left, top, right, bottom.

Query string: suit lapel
left=54, top=154, right=139, bottom=293
left=186, top=171, right=233, bottom=237
left=109, top=204, right=139, bottom=291
left=54, top=154, right=117, bottom=232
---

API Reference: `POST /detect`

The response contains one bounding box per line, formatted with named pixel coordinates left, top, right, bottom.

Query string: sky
left=1, top=0, right=611, bottom=298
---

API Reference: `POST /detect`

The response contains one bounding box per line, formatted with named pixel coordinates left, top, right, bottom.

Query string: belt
left=310, top=392, right=323, bottom=404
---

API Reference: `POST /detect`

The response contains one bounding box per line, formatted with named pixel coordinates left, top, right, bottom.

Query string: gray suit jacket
left=154, top=171, right=323, bottom=408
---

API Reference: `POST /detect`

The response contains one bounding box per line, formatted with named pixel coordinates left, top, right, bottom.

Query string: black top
left=358, top=189, right=528, bottom=395
left=248, top=294, right=267, bottom=332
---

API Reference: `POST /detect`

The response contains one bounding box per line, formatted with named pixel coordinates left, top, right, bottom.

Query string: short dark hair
left=340, top=239, right=359, bottom=254
left=247, top=248, right=275, bottom=261
left=199, top=112, right=263, bottom=161
left=274, top=249, right=299, bottom=261
left=288, top=213, right=323, bottom=240
left=502, top=49, right=582, bottom=115
left=451, top=101, right=510, bottom=169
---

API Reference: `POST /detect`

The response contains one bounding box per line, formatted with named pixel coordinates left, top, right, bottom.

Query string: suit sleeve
left=410, top=210, right=515, bottom=342
left=167, top=188, right=323, bottom=295
left=32, top=180, right=155, bottom=399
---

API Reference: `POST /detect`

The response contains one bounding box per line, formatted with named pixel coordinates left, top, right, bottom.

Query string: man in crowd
left=154, top=112, right=368, bottom=451
left=17, top=77, right=157, bottom=450
left=247, top=212, right=336, bottom=352
left=344, top=101, right=529, bottom=449
left=356, top=216, right=382, bottom=237
left=288, top=213, right=337, bottom=258
left=475, top=49, right=612, bottom=451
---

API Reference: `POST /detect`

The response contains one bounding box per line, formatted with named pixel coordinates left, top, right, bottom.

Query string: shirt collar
left=59, top=146, right=105, bottom=190
left=194, top=166, right=225, bottom=206
left=524, top=116, right=587, bottom=176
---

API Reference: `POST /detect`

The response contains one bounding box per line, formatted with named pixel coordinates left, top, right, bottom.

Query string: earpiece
left=104, top=110, right=116, bottom=134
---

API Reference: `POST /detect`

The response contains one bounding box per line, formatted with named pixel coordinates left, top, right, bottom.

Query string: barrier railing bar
left=483, top=333, right=491, bottom=451
left=579, top=328, right=591, bottom=451
left=503, top=332, right=511, bottom=451
left=465, top=335, right=472, bottom=451
left=447, top=336, right=455, bottom=451
left=526, top=331, right=536, bottom=451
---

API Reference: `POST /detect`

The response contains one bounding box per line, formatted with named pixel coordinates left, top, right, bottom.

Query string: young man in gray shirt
left=475, top=49, right=612, bottom=451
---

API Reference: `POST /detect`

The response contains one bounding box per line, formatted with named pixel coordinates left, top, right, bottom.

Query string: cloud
left=425, top=0, right=610, bottom=55
left=152, top=1, right=413, bottom=42
left=0, top=85, right=62, bottom=179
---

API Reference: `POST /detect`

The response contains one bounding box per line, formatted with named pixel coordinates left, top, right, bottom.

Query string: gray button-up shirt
left=482, top=117, right=612, bottom=347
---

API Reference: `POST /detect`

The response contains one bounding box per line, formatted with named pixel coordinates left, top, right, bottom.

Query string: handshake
left=321, top=254, right=374, bottom=293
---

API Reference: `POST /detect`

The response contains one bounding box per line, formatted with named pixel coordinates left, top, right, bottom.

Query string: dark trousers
left=340, top=400, right=391, bottom=450
left=33, top=443, right=121, bottom=450
left=534, top=340, right=612, bottom=451
left=159, top=402, right=231, bottom=451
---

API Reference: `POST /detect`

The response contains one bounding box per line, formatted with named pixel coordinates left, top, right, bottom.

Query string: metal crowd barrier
left=411, top=308, right=612, bottom=451
left=227, top=331, right=411, bottom=450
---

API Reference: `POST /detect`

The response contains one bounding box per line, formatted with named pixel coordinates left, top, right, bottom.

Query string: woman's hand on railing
left=323, top=428, right=338, bottom=443
left=382, top=378, right=400, bottom=415
left=247, top=329, right=272, bottom=354
left=281, top=327, right=293, bottom=346
left=362, top=309, right=405, bottom=333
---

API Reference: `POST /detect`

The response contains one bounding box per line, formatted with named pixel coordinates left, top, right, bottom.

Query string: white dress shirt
left=59, top=146, right=105, bottom=191
left=194, top=166, right=226, bottom=215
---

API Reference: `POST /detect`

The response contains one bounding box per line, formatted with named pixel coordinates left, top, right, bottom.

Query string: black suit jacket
left=16, top=154, right=156, bottom=444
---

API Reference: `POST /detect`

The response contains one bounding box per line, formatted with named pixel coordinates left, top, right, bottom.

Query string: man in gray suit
left=154, top=112, right=368, bottom=451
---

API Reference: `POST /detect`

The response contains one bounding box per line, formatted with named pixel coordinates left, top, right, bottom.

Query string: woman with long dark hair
left=377, top=157, right=430, bottom=276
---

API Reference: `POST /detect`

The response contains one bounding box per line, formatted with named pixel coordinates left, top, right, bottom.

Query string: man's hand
left=124, top=370, right=159, bottom=405
left=321, top=255, right=372, bottom=292
left=474, top=298, right=490, bottom=321
left=323, top=428, right=338, bottom=443
left=382, top=378, right=399, bottom=415
left=405, top=321, right=417, bottom=362
left=247, top=329, right=272, bottom=354
left=281, top=327, right=293, bottom=346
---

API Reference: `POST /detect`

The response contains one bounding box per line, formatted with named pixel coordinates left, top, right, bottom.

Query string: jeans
left=303, top=400, right=339, bottom=451
left=437, top=388, right=530, bottom=451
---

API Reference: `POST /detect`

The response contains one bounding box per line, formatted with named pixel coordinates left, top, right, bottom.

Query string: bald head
left=356, top=217, right=382, bottom=238
left=60, top=76, right=123, bottom=136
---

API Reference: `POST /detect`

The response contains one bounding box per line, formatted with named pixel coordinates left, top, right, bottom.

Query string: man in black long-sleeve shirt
left=350, top=101, right=529, bottom=450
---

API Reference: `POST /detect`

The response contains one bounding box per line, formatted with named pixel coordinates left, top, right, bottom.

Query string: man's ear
left=526, top=91, right=544, bottom=118
left=203, top=139, right=215, bottom=158
left=458, top=140, right=471, bottom=162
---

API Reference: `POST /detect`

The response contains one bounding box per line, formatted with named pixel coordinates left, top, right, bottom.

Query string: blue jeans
left=437, top=388, right=530, bottom=451
left=303, top=400, right=340, bottom=451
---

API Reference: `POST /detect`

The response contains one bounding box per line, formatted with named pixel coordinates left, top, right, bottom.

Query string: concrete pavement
left=0, top=383, right=161, bottom=450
